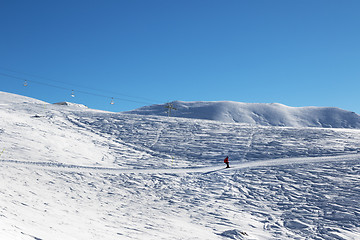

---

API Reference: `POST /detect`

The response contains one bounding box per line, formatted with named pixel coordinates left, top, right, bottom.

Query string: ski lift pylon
left=165, top=102, right=177, bottom=117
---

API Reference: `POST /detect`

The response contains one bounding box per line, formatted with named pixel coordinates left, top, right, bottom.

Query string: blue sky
left=1, top=0, right=359, bottom=113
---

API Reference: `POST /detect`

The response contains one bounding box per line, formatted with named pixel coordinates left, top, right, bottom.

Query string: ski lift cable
left=0, top=72, right=156, bottom=105
left=0, top=67, right=162, bottom=103
left=0, top=72, right=70, bottom=91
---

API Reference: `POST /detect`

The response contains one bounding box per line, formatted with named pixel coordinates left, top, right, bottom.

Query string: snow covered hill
left=53, top=102, right=88, bottom=108
left=0, top=91, right=360, bottom=240
left=125, top=101, right=360, bottom=128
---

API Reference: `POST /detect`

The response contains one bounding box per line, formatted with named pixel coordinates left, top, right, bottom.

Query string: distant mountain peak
left=125, top=101, right=360, bottom=129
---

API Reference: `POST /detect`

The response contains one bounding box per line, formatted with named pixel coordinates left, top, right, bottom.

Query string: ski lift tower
left=165, top=102, right=177, bottom=117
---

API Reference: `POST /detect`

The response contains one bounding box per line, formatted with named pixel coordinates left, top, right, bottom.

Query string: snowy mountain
left=0, top=91, right=359, bottom=240
left=53, top=102, right=88, bottom=108
left=125, top=101, right=360, bottom=128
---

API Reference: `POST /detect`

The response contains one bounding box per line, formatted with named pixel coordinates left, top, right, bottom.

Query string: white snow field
left=0, top=91, right=359, bottom=240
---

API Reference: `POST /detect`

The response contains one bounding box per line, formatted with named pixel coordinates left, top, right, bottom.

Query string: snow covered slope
left=125, top=101, right=360, bottom=128
left=0, top=91, right=360, bottom=240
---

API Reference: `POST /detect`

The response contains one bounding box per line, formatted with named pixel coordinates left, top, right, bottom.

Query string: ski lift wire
left=0, top=72, right=157, bottom=105
left=0, top=67, right=161, bottom=103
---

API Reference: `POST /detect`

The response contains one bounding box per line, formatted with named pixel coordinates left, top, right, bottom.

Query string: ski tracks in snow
left=241, top=124, right=256, bottom=160
left=65, top=115, right=171, bottom=163
left=1, top=154, right=359, bottom=175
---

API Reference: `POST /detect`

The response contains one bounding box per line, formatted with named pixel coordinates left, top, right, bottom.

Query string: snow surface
left=125, top=101, right=360, bottom=128
left=0, top=91, right=360, bottom=240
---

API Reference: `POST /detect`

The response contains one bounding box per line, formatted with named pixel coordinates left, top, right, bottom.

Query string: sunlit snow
left=0, top=91, right=359, bottom=240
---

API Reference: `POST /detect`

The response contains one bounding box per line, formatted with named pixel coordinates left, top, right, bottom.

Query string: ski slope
left=0, top=91, right=359, bottom=240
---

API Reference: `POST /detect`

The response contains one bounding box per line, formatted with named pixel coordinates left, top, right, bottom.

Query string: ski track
left=241, top=125, right=256, bottom=160
left=1, top=154, right=359, bottom=174
left=66, top=115, right=172, bottom=161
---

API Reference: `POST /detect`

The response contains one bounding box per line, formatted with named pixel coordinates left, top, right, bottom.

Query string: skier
left=224, top=156, right=230, bottom=168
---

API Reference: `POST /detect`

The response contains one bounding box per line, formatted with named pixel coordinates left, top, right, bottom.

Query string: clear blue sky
left=1, top=0, right=359, bottom=113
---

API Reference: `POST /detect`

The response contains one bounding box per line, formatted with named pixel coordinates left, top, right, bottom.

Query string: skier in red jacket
left=224, top=156, right=230, bottom=168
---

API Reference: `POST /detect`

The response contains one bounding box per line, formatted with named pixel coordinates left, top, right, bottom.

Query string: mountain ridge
left=125, top=100, right=360, bottom=128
